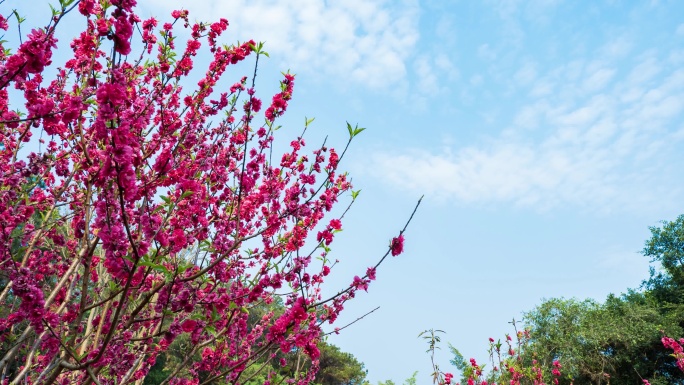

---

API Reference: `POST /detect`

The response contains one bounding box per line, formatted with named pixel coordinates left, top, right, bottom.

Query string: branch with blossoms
left=0, top=1, right=420, bottom=385
left=661, top=335, right=684, bottom=372
left=421, top=323, right=564, bottom=385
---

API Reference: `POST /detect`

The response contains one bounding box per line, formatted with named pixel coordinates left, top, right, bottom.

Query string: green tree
left=315, top=343, right=368, bottom=385
left=523, top=293, right=683, bottom=384
left=644, top=215, right=684, bottom=283
left=523, top=298, right=599, bottom=381
left=643, top=215, right=684, bottom=307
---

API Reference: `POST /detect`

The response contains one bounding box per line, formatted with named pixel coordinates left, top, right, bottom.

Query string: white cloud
left=434, top=14, right=457, bottom=46
left=626, top=55, right=661, bottom=85
left=581, top=67, right=615, bottom=93
left=412, top=53, right=458, bottom=98
left=549, top=95, right=611, bottom=128
left=514, top=101, right=546, bottom=129
left=669, top=49, right=684, bottom=65
left=600, top=36, right=633, bottom=59
left=413, top=57, right=439, bottom=94
left=677, top=23, right=684, bottom=36
left=514, top=61, right=538, bottom=87
left=470, top=74, right=484, bottom=86
left=477, top=43, right=497, bottom=61
left=434, top=53, right=458, bottom=80
left=368, top=47, right=684, bottom=212
left=530, top=80, right=553, bottom=97
left=485, top=0, right=565, bottom=48
left=138, top=0, right=420, bottom=89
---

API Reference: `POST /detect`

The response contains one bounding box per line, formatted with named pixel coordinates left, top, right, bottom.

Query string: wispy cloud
left=477, top=44, right=498, bottom=61
left=370, top=42, right=684, bottom=212
left=139, top=0, right=419, bottom=89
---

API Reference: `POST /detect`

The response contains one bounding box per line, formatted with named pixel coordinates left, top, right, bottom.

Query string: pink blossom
left=112, top=14, right=133, bottom=55
left=181, top=319, right=197, bottom=333
left=352, top=275, right=369, bottom=292
left=390, top=234, right=404, bottom=256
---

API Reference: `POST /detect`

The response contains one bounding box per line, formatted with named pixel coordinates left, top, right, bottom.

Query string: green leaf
left=177, top=262, right=192, bottom=275
left=190, top=312, right=206, bottom=320
left=353, top=126, right=366, bottom=137
left=305, top=116, right=315, bottom=127
left=204, top=324, right=216, bottom=335
left=59, top=0, right=77, bottom=8
left=108, top=280, right=119, bottom=292
left=12, top=10, right=26, bottom=24
left=346, top=122, right=366, bottom=138
left=138, top=260, right=170, bottom=275
left=249, top=41, right=270, bottom=57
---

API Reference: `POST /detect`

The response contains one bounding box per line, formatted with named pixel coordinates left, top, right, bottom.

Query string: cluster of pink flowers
left=662, top=336, right=684, bottom=372
left=265, top=73, right=295, bottom=122
left=0, top=2, right=414, bottom=385
left=391, top=234, right=405, bottom=256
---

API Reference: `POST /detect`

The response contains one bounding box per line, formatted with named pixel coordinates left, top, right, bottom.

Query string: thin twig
left=321, top=306, right=380, bottom=337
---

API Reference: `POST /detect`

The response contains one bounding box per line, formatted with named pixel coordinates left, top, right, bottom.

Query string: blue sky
left=13, top=0, right=684, bottom=383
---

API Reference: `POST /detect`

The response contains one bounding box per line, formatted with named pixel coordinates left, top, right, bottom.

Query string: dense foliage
left=523, top=293, right=683, bottom=384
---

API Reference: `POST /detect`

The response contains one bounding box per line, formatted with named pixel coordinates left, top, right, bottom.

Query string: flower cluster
left=391, top=234, right=405, bottom=256
left=662, top=336, right=684, bottom=372
left=265, top=73, right=295, bottom=122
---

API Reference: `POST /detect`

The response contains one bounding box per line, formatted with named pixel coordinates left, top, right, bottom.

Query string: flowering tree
left=0, top=1, right=418, bottom=384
